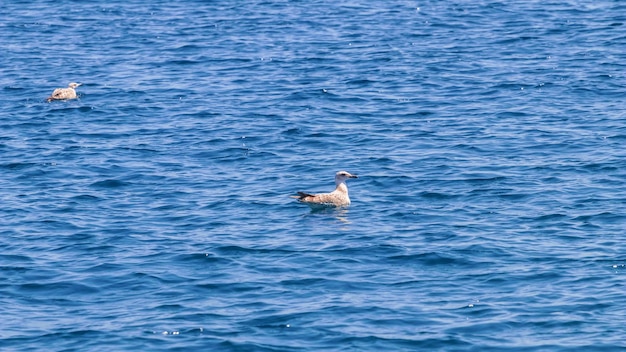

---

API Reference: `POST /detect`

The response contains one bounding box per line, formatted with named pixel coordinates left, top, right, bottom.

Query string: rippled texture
left=2, top=0, right=626, bottom=350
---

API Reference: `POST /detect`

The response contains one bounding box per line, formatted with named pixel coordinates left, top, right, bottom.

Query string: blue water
left=2, top=0, right=626, bottom=350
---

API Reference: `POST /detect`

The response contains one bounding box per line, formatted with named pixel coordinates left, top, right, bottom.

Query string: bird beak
left=350, top=174, right=358, bottom=178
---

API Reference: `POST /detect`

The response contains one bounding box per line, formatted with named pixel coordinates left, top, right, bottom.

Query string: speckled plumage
left=292, top=171, right=358, bottom=208
left=47, top=82, right=81, bottom=102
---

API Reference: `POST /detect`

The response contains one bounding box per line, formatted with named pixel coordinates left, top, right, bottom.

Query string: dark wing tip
left=293, top=192, right=317, bottom=200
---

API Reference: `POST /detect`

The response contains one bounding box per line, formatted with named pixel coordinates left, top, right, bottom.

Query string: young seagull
left=46, top=82, right=82, bottom=102
left=292, top=171, right=358, bottom=208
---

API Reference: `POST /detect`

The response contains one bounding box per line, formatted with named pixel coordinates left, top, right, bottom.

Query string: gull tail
left=291, top=192, right=314, bottom=200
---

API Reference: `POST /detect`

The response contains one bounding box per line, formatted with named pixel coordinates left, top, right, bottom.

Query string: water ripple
left=1, top=0, right=626, bottom=351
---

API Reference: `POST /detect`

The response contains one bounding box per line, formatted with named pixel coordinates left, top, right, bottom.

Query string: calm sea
left=1, top=1, right=625, bottom=350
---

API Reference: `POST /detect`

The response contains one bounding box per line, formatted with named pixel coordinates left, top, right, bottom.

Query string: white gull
left=47, top=82, right=82, bottom=102
left=292, top=171, right=358, bottom=208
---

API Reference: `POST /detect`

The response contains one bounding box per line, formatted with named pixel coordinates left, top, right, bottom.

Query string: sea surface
left=1, top=0, right=626, bottom=351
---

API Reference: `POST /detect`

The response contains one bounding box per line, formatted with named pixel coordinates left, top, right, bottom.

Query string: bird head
left=335, top=170, right=358, bottom=185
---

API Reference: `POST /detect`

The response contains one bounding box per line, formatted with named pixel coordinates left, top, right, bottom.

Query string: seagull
left=46, top=82, right=82, bottom=102
left=292, top=171, right=358, bottom=208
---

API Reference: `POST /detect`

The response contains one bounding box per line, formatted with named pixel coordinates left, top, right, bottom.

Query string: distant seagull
left=46, top=82, right=82, bottom=102
left=292, top=171, right=358, bottom=208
